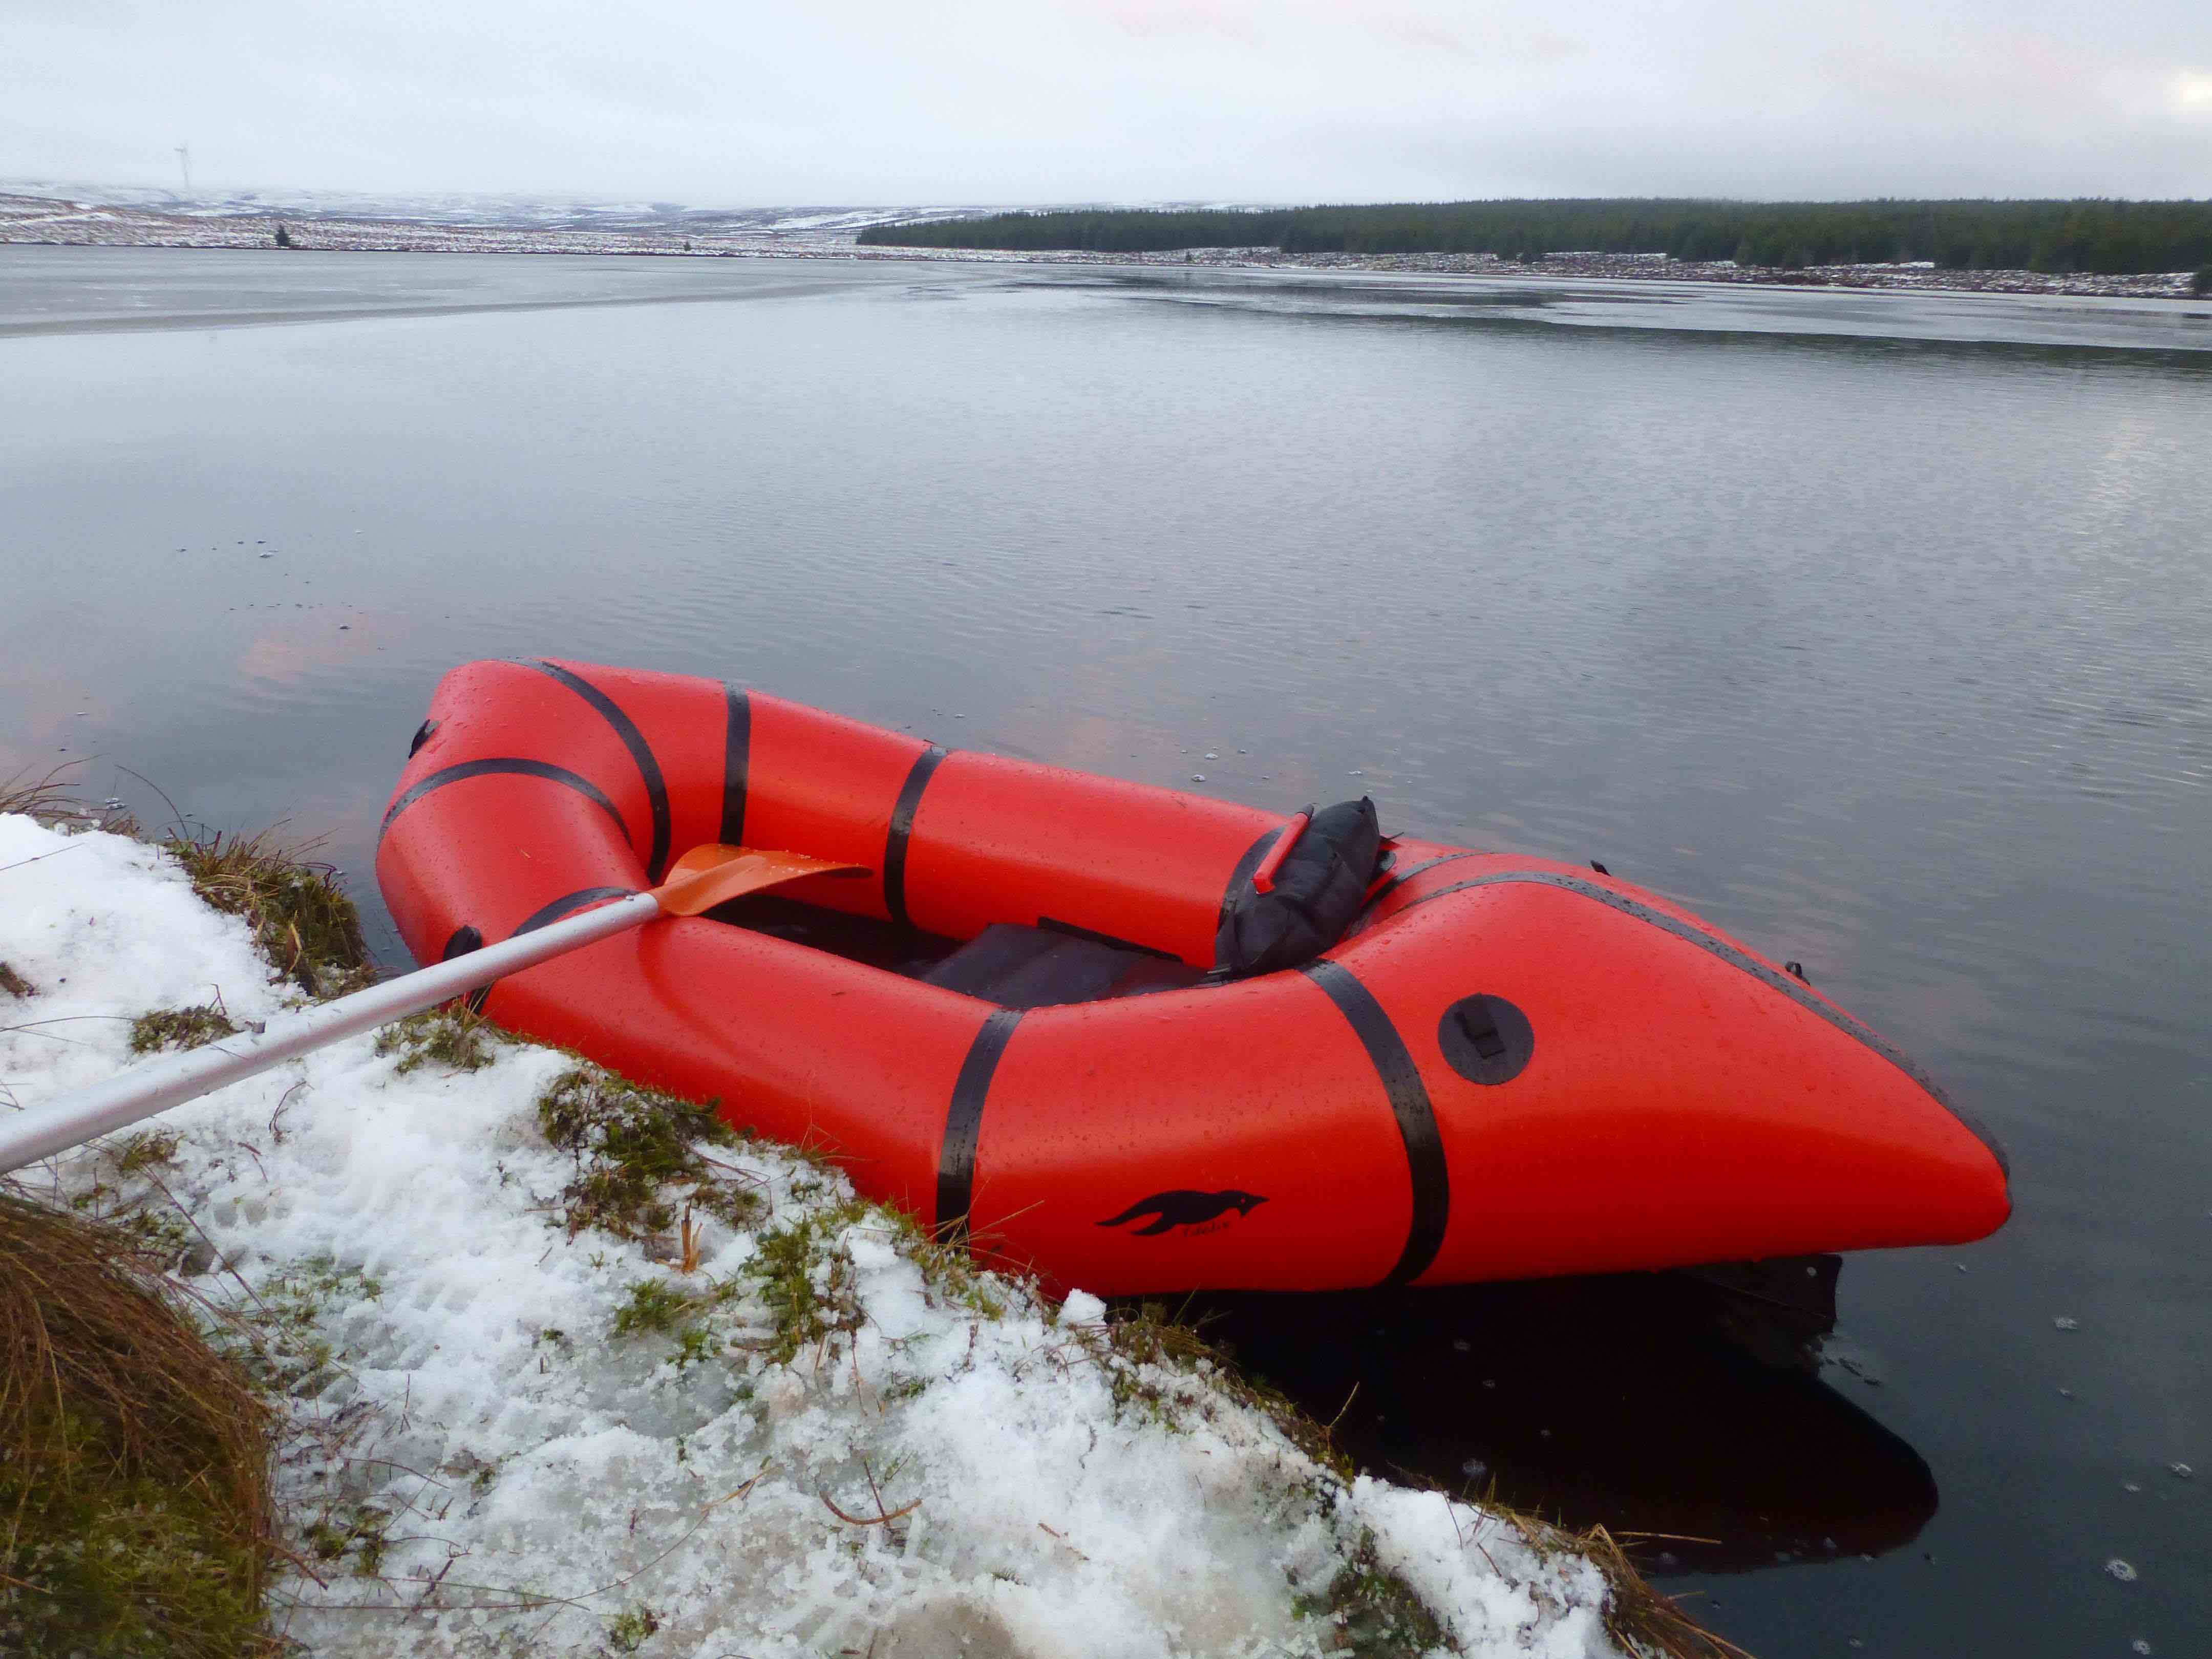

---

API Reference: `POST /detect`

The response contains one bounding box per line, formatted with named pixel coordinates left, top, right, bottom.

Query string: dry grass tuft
left=0, top=1189, right=274, bottom=1657
left=160, top=827, right=370, bottom=997
left=1573, top=1524, right=1758, bottom=1659
left=131, top=1002, right=242, bottom=1055
left=0, top=764, right=85, bottom=822
left=4, top=779, right=371, bottom=998
left=0, top=961, right=34, bottom=999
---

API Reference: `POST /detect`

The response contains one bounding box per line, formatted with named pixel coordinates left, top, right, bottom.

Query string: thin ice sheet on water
left=0, top=813, right=1621, bottom=1657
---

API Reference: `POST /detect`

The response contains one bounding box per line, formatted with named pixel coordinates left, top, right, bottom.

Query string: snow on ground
left=0, top=812, right=1622, bottom=1658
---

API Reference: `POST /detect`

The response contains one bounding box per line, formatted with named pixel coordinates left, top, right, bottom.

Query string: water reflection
left=1173, top=1260, right=1938, bottom=1577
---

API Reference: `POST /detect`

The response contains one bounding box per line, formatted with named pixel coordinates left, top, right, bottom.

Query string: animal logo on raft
left=1096, top=1190, right=1268, bottom=1238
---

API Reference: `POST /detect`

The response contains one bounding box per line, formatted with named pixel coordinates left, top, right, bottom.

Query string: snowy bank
left=1, top=812, right=1646, bottom=1657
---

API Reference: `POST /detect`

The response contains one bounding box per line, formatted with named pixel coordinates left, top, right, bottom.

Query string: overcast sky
left=6, top=0, right=2209, bottom=204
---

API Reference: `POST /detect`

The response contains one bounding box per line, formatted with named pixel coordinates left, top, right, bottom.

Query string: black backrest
left=1213, top=797, right=1383, bottom=978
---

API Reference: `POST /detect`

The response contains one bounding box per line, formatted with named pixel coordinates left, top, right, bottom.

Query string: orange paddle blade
left=652, top=845, right=869, bottom=917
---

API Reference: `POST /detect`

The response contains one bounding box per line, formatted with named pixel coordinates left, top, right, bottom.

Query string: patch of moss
left=873, top=1208, right=1005, bottom=1321
left=161, top=826, right=371, bottom=996
left=536, top=1068, right=761, bottom=1241
left=113, top=1128, right=185, bottom=1176
left=114, top=1204, right=198, bottom=1266
left=611, top=1278, right=699, bottom=1337
left=373, top=1005, right=499, bottom=1075
left=1292, top=1528, right=1445, bottom=1658
left=0, top=1194, right=271, bottom=1659
left=130, top=1002, right=241, bottom=1054
left=1079, top=1300, right=1355, bottom=1482
left=608, top=1277, right=740, bottom=1372
left=303, top=1500, right=391, bottom=1579
left=0, top=960, right=34, bottom=998
left=228, top=1258, right=381, bottom=1398
left=606, top=1605, right=661, bottom=1652
left=671, top=1325, right=726, bottom=1370
left=61, top=1176, right=196, bottom=1269
left=742, top=1200, right=868, bottom=1365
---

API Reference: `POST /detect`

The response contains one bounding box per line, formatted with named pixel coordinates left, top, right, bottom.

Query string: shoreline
left=0, top=797, right=1731, bottom=1657
left=4, top=190, right=2201, bottom=304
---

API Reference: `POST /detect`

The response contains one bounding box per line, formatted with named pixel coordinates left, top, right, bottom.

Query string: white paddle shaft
left=0, top=891, right=658, bottom=1173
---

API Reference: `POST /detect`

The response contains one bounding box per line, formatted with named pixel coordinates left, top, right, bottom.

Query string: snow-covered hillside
left=0, top=181, right=996, bottom=236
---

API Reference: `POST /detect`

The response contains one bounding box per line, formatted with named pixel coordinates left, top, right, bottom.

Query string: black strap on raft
left=1214, top=797, right=1384, bottom=978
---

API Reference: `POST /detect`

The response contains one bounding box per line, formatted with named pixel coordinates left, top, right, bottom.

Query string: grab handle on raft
left=1249, top=809, right=1312, bottom=895
left=0, top=845, right=866, bottom=1174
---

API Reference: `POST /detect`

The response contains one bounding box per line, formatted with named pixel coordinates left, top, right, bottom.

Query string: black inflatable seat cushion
left=922, top=922, right=1205, bottom=1009
left=1214, top=796, right=1384, bottom=979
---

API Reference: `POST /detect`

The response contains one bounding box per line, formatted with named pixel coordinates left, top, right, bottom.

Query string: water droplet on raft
left=2107, top=1558, right=2139, bottom=1583
left=2054, top=1315, right=2080, bottom=1330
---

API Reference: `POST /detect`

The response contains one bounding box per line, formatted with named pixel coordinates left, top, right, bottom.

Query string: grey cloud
left=3, top=0, right=2207, bottom=202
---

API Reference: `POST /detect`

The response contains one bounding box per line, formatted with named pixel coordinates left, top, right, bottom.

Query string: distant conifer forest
left=857, top=199, right=2212, bottom=275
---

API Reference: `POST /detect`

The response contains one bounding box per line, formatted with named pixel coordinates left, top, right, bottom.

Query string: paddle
left=0, top=845, right=867, bottom=1174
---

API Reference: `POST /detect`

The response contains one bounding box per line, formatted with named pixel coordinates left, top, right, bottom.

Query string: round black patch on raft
left=1437, top=994, right=1534, bottom=1086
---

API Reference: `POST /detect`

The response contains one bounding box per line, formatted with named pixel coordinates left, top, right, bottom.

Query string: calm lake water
left=4, top=245, right=2207, bottom=1657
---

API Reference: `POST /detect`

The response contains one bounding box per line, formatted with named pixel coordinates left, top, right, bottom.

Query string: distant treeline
left=858, top=199, right=2212, bottom=276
